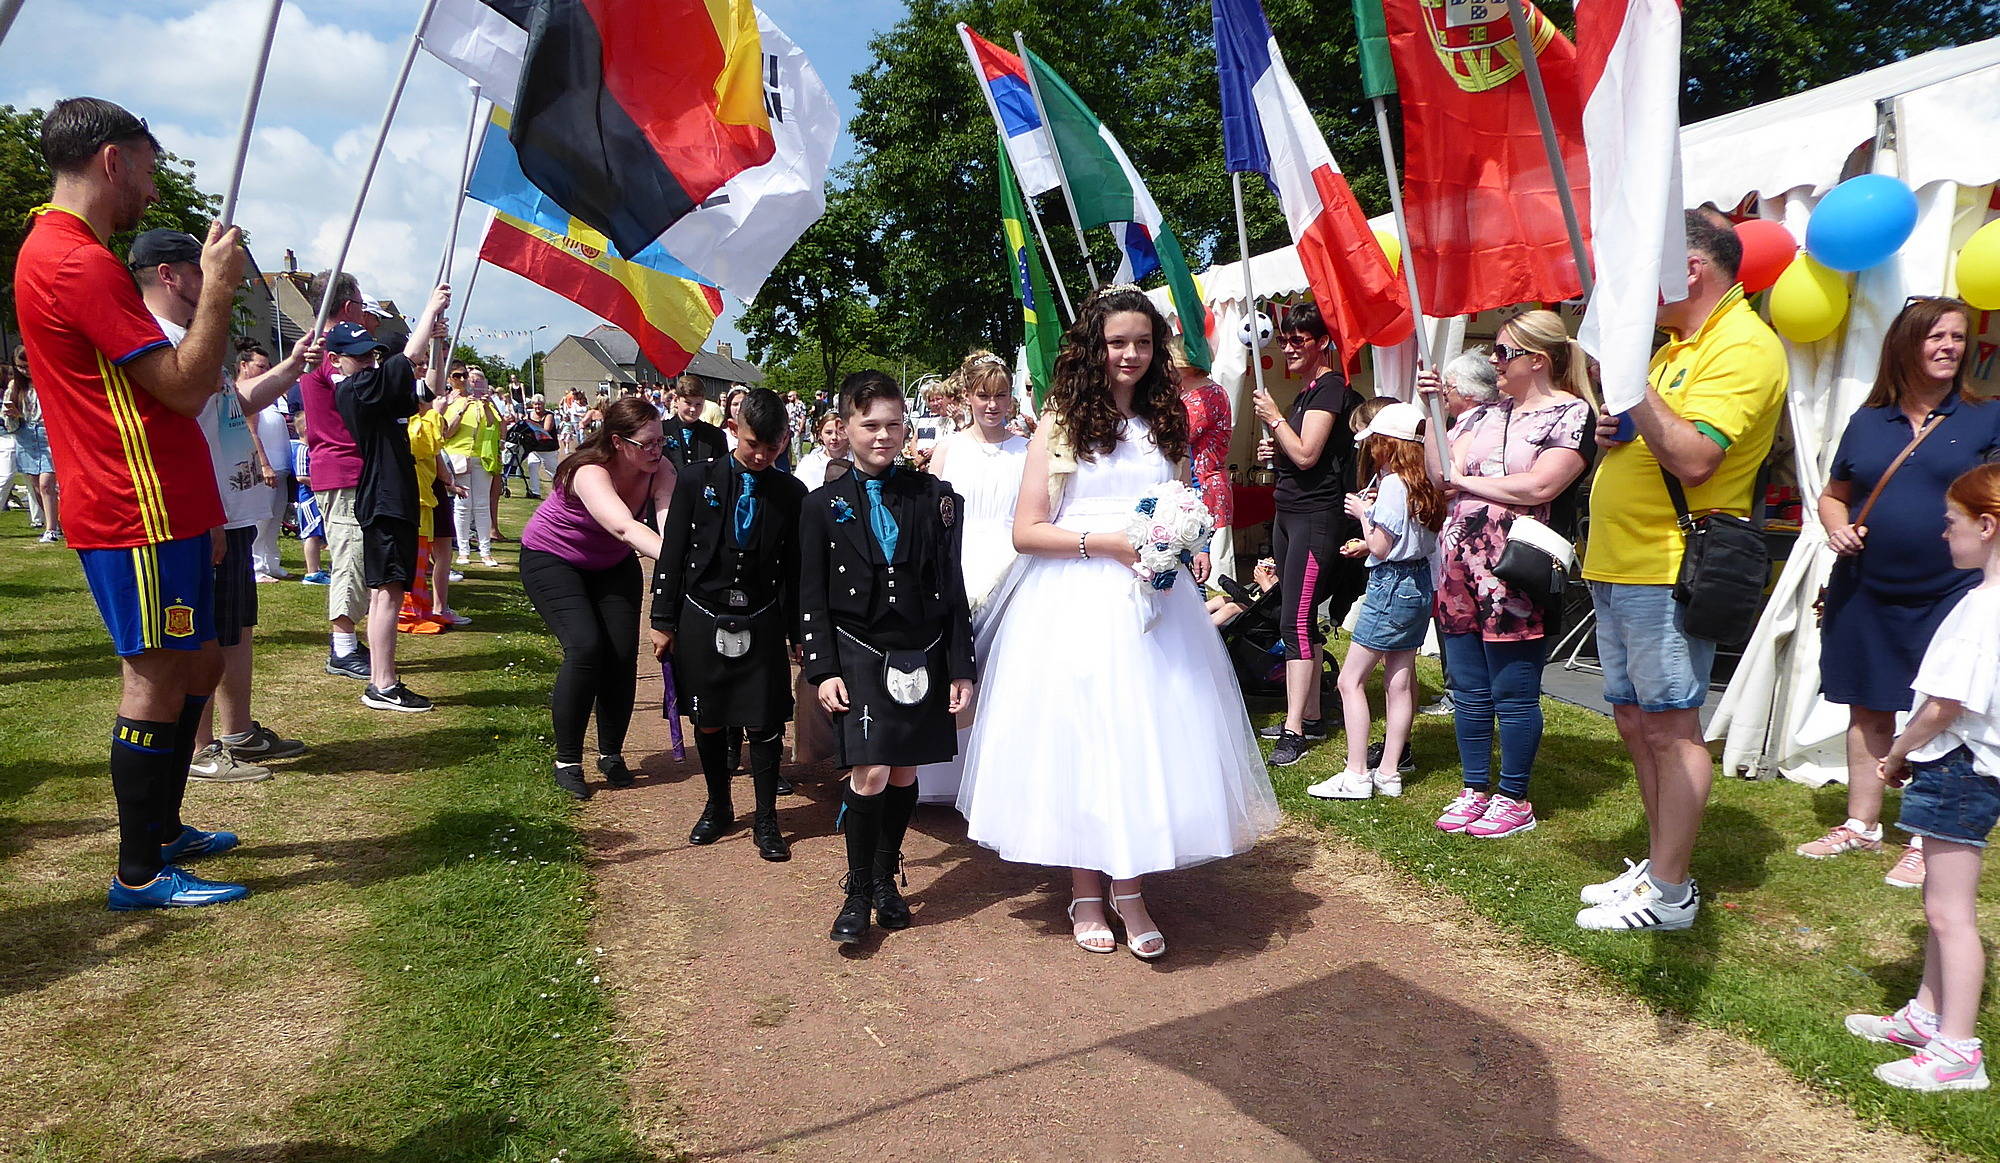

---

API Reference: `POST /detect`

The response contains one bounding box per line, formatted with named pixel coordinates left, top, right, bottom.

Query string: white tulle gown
left=956, top=419, right=1279, bottom=879
left=915, top=429, right=1030, bottom=804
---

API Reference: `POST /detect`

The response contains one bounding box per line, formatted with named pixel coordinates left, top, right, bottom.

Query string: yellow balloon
left=1373, top=228, right=1402, bottom=276
left=1955, top=218, right=2000, bottom=310
left=1768, top=254, right=1848, bottom=344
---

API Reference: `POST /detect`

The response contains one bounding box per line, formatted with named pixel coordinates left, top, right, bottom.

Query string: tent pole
left=1504, top=0, right=1594, bottom=299
left=1016, top=31, right=1102, bottom=289
left=1371, top=94, right=1449, bottom=481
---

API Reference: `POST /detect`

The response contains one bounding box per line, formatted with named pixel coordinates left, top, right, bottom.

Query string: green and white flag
left=997, top=139, right=1062, bottom=406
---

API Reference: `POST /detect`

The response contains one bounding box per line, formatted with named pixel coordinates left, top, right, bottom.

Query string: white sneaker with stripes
left=1575, top=877, right=1699, bottom=932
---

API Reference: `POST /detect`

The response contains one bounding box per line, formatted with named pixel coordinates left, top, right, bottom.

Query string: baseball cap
left=127, top=228, right=202, bottom=269
left=1355, top=401, right=1426, bottom=443
left=325, top=322, right=389, bottom=356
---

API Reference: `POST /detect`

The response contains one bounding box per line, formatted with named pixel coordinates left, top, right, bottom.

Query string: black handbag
left=1663, top=470, right=1769, bottom=647
left=1492, top=514, right=1572, bottom=611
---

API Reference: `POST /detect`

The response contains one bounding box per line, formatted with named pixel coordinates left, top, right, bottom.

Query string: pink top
left=521, top=479, right=636, bottom=571
left=298, top=362, right=361, bottom=491
left=1181, top=377, right=1234, bottom=527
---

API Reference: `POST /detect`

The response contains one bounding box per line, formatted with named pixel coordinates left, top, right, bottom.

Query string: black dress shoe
left=688, top=803, right=734, bottom=845
left=829, top=873, right=872, bottom=944
left=598, top=756, right=636, bottom=788
left=753, top=813, right=791, bottom=862
left=872, top=875, right=911, bottom=930
left=774, top=774, right=795, bottom=796
left=553, top=764, right=592, bottom=800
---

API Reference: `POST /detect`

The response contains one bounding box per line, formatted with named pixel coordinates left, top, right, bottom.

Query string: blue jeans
left=1444, top=632, right=1546, bottom=799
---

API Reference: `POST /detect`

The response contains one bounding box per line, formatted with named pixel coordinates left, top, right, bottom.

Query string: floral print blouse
left=1436, top=396, right=1592, bottom=641
left=1181, top=377, right=1234, bottom=527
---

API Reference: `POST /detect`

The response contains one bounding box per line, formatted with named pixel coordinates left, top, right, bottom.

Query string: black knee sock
left=694, top=729, right=732, bottom=811
left=842, top=786, right=883, bottom=882
left=727, top=726, right=744, bottom=773
left=874, top=782, right=917, bottom=881
left=747, top=727, right=784, bottom=818
left=158, top=695, right=207, bottom=843
left=111, top=716, right=177, bottom=884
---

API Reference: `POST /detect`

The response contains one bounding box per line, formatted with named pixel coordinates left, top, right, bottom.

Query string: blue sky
left=0, top=0, right=903, bottom=371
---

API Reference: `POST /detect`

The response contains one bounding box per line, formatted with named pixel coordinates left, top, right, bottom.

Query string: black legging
left=520, top=547, right=641, bottom=765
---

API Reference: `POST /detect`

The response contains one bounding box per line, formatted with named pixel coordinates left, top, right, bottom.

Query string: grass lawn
left=1264, top=647, right=2000, bottom=1161
left=0, top=498, right=649, bottom=1162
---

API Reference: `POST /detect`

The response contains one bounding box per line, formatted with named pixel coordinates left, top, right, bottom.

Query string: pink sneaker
left=1435, top=789, right=1490, bottom=833
left=1885, top=845, right=1926, bottom=889
left=1464, top=794, right=1537, bottom=839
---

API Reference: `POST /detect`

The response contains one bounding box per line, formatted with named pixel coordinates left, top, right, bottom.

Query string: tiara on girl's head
left=970, top=353, right=1007, bottom=370
left=1101, top=282, right=1143, bottom=295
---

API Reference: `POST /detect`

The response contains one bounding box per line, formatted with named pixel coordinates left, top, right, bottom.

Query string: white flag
left=421, top=0, right=526, bottom=110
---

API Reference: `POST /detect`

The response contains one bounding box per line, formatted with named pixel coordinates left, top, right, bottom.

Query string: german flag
left=479, top=211, right=724, bottom=377
left=465, top=0, right=775, bottom=259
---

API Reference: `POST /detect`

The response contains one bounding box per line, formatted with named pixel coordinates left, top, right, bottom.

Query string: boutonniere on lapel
left=664, top=432, right=682, bottom=450
left=939, top=494, right=956, bottom=528
left=703, top=485, right=720, bottom=508
left=830, top=497, right=855, bottom=523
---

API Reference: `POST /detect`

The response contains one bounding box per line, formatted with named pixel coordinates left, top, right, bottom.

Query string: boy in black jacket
left=799, top=371, right=974, bottom=945
left=663, top=374, right=728, bottom=469
left=651, top=388, right=807, bottom=860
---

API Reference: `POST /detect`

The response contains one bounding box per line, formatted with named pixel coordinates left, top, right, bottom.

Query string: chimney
left=716, top=341, right=733, bottom=361
left=283, top=248, right=297, bottom=273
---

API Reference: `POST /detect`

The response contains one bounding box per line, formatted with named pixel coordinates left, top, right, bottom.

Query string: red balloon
left=1736, top=219, right=1799, bottom=294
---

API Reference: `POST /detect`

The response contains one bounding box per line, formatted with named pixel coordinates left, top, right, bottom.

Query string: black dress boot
left=688, top=730, right=734, bottom=844
left=872, top=782, right=918, bottom=930
left=748, top=729, right=790, bottom=862
left=831, top=786, right=882, bottom=943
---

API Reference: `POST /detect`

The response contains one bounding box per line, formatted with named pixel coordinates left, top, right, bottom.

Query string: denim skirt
left=1350, top=559, right=1433, bottom=652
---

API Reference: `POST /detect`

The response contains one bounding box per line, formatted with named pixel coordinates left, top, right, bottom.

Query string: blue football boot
left=107, top=866, right=250, bottom=911
left=159, top=825, right=239, bottom=863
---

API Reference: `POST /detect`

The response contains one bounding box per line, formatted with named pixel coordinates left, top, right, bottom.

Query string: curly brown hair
left=1047, top=287, right=1188, bottom=464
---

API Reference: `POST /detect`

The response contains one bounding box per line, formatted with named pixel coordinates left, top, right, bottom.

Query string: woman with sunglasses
left=1797, top=296, right=2000, bottom=887
left=1252, top=303, right=1363, bottom=768
left=519, top=397, right=676, bottom=799
left=1424, top=309, right=1593, bottom=839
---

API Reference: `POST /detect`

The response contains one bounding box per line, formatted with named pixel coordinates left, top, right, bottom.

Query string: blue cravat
left=862, top=475, right=899, bottom=561
left=732, top=471, right=758, bottom=547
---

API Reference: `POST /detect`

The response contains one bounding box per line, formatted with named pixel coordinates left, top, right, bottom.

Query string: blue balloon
left=1805, top=175, right=1919, bottom=272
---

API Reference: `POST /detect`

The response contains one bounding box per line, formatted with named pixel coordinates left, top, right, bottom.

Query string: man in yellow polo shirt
left=1575, top=210, right=1788, bottom=933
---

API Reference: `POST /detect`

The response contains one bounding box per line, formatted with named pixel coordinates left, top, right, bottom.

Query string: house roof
left=558, top=335, right=636, bottom=384
left=686, top=349, right=765, bottom=384
left=585, top=324, right=642, bottom=369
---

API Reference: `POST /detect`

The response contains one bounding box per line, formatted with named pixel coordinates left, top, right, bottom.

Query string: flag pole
left=1229, top=172, right=1269, bottom=437
left=0, top=0, right=26, bottom=50
left=956, top=24, right=1076, bottom=322
left=215, top=0, right=283, bottom=228
left=1023, top=196, right=1076, bottom=324
left=1503, top=0, right=1594, bottom=298
left=311, top=0, right=444, bottom=337
left=435, top=82, right=485, bottom=287
left=1370, top=94, right=1449, bottom=481
left=448, top=250, right=485, bottom=366
left=1015, top=31, right=1103, bottom=290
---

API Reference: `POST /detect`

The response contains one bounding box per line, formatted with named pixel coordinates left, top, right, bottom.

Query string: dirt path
left=587, top=668, right=1928, bottom=1162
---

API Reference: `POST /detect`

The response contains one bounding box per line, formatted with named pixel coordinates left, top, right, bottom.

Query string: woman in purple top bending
left=520, top=396, right=676, bottom=799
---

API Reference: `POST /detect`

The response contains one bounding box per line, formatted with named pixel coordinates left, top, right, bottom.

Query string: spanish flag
left=479, top=210, right=723, bottom=377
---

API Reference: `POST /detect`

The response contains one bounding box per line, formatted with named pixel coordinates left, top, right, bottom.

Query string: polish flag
left=1212, top=0, right=1411, bottom=371
left=1575, top=0, right=1687, bottom=414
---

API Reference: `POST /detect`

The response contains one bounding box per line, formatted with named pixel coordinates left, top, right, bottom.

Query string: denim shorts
left=1897, top=746, right=2000, bottom=848
left=1589, top=581, right=1716, bottom=712
left=1350, top=559, right=1434, bottom=653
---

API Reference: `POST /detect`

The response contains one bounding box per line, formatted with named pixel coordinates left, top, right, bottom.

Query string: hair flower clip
left=831, top=497, right=855, bottom=523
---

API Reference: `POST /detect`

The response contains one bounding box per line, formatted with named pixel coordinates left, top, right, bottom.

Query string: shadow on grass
left=0, top=756, right=113, bottom=806
left=152, top=1112, right=657, bottom=1162
left=0, top=809, right=566, bottom=1000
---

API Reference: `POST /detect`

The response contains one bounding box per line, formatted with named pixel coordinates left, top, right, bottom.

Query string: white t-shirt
left=1364, top=472, right=1439, bottom=566
left=1909, top=583, right=2000, bottom=777
left=156, top=314, right=262, bottom=529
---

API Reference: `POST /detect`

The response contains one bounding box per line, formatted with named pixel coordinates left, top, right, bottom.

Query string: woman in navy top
left=1799, top=297, right=2000, bottom=883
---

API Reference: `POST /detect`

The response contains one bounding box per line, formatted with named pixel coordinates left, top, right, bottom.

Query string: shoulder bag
left=1663, top=469, right=1769, bottom=647
left=1811, top=411, right=1945, bottom=626
left=1489, top=404, right=1578, bottom=610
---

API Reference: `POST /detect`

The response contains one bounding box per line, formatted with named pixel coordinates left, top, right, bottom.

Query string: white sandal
left=1068, top=896, right=1115, bottom=954
left=1109, top=892, right=1166, bottom=961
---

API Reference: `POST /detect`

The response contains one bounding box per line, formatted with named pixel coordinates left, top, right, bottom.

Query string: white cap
left=1355, top=401, right=1425, bottom=443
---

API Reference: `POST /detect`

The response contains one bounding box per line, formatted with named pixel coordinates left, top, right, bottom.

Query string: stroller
left=1214, top=573, right=1287, bottom=699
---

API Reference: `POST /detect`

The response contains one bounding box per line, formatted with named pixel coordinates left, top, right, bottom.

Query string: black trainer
left=1259, top=718, right=1328, bottom=741
left=325, top=651, right=370, bottom=680
left=1366, top=740, right=1417, bottom=773
left=362, top=682, right=433, bottom=713
left=829, top=873, right=873, bottom=944
left=553, top=763, right=592, bottom=800
left=1269, top=730, right=1312, bottom=767
left=598, top=756, right=635, bottom=788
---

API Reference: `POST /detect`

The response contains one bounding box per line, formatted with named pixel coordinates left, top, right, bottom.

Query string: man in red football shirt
left=12, top=97, right=251, bottom=910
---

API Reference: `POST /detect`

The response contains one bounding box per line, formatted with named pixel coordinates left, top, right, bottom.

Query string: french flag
left=958, top=24, right=1061, bottom=197
left=1576, top=0, right=1687, bottom=414
left=1212, top=0, right=1410, bottom=370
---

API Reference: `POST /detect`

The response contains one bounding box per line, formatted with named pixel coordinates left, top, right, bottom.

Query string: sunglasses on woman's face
left=1491, top=342, right=1532, bottom=364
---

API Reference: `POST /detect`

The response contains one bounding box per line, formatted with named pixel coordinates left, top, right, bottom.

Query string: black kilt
left=830, top=628, right=956, bottom=768
left=673, top=596, right=793, bottom=729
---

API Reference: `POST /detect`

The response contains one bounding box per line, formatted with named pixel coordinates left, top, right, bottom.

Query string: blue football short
left=77, top=534, right=217, bottom=656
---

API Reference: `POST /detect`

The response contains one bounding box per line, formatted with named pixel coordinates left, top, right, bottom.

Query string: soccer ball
left=1239, top=311, right=1274, bottom=349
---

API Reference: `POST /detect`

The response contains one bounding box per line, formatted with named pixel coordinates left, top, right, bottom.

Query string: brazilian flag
left=996, top=138, right=1062, bottom=407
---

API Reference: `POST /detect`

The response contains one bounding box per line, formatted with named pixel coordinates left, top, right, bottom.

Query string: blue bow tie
left=862, top=474, right=899, bottom=561
left=732, top=471, right=758, bottom=547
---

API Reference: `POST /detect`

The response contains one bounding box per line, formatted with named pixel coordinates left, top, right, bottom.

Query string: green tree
left=2, top=104, right=220, bottom=355
left=737, top=184, right=883, bottom=394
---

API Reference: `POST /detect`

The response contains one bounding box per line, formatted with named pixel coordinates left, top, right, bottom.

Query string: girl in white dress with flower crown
left=917, top=352, right=1030, bottom=804
left=956, top=288, right=1279, bottom=960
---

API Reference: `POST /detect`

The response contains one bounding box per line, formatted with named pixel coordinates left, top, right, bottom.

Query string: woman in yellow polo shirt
left=441, top=369, right=502, bottom=567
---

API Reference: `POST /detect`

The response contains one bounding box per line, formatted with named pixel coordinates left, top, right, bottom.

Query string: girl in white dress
left=957, top=287, right=1279, bottom=960
left=917, top=351, right=1031, bottom=804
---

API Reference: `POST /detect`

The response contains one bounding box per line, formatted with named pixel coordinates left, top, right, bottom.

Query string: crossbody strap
left=1849, top=412, right=1946, bottom=530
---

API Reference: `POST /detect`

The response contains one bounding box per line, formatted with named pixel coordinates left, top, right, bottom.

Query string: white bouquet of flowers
left=1126, top=481, right=1215, bottom=593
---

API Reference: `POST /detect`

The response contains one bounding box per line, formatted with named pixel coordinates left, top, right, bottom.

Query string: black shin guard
left=841, top=785, right=883, bottom=879
left=874, top=782, right=917, bottom=881
left=747, top=727, right=784, bottom=817
left=111, top=717, right=177, bottom=884
left=693, top=729, right=733, bottom=810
